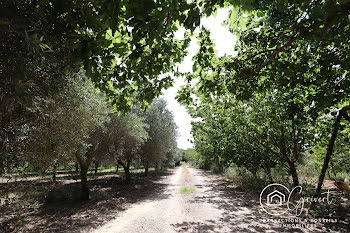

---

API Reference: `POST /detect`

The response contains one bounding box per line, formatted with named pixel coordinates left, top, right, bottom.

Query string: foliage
left=164, top=147, right=182, bottom=168
left=3, top=0, right=350, bottom=207
left=179, top=0, right=350, bottom=110
left=0, top=0, right=195, bottom=113
left=310, top=122, right=350, bottom=178
left=183, top=149, right=202, bottom=167
left=225, top=166, right=269, bottom=191
left=2, top=77, right=110, bottom=175
left=1, top=0, right=199, bottom=192
left=181, top=85, right=347, bottom=185
left=1, top=0, right=193, bottom=174
left=138, top=99, right=178, bottom=172
left=176, top=0, right=350, bottom=188
left=106, top=111, right=149, bottom=180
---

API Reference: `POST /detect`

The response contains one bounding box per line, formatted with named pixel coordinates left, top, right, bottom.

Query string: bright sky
left=161, top=8, right=236, bottom=149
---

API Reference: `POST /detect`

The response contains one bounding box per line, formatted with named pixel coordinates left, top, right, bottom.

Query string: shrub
left=225, top=166, right=269, bottom=191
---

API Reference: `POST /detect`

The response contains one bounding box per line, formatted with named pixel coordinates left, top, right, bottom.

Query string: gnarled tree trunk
left=120, top=162, right=131, bottom=181
left=74, top=139, right=111, bottom=201
left=80, top=167, right=89, bottom=201
left=124, top=166, right=131, bottom=181
left=118, top=159, right=132, bottom=181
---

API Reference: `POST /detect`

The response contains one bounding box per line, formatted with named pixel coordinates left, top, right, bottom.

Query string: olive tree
left=139, top=99, right=177, bottom=175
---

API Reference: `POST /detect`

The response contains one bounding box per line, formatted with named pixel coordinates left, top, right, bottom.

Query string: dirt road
left=91, top=166, right=327, bottom=233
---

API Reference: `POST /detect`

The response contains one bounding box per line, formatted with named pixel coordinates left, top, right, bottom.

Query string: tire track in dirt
left=91, top=166, right=328, bottom=233
left=91, top=166, right=225, bottom=233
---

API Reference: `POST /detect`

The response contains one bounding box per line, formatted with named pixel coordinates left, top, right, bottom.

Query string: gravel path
left=93, top=166, right=228, bottom=233
left=91, top=166, right=328, bottom=233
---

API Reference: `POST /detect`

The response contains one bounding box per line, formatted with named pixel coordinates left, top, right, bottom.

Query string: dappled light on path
left=92, top=166, right=327, bottom=233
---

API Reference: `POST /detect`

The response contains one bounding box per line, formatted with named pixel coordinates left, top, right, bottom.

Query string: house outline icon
left=266, top=190, right=285, bottom=206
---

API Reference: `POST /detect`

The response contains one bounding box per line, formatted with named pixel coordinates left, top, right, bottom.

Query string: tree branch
left=74, top=151, right=86, bottom=168
left=280, top=126, right=292, bottom=163
left=163, top=10, right=173, bottom=29
left=341, top=112, right=350, bottom=123
left=254, top=36, right=297, bottom=72
left=250, top=128, right=286, bottom=163
left=86, top=138, right=112, bottom=169
left=331, top=105, right=350, bottom=116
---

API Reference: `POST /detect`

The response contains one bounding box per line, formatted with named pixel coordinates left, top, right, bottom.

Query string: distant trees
left=183, top=149, right=202, bottom=167
left=107, top=113, right=148, bottom=181
left=70, top=97, right=179, bottom=200
left=0, top=75, right=178, bottom=199
left=138, top=99, right=178, bottom=176
left=164, top=147, right=182, bottom=169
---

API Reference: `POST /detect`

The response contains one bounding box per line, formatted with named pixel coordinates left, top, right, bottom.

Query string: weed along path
left=91, top=166, right=326, bottom=233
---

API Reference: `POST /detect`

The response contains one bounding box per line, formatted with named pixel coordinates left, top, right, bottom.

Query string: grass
left=98, top=166, right=118, bottom=173
left=180, top=187, right=196, bottom=194
left=333, top=171, right=350, bottom=181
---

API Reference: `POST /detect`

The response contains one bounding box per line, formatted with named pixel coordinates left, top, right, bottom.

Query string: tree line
left=177, top=0, right=350, bottom=195
left=1, top=0, right=192, bottom=201
left=1, top=0, right=349, bottom=202
left=2, top=73, right=180, bottom=200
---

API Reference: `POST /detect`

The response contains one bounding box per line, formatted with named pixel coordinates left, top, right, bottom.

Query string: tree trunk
left=94, top=161, right=98, bottom=174
left=123, top=165, right=131, bottom=181
left=267, top=169, right=273, bottom=184
left=316, top=112, right=342, bottom=194
left=0, top=149, right=5, bottom=175
left=119, top=160, right=131, bottom=181
left=116, top=161, right=119, bottom=173
left=289, top=162, right=299, bottom=187
left=145, top=164, right=148, bottom=176
left=75, top=162, right=79, bottom=172
left=142, top=160, right=149, bottom=176
left=80, top=168, right=89, bottom=200
left=74, top=139, right=111, bottom=201
left=0, top=162, right=4, bottom=175
left=52, top=164, right=57, bottom=182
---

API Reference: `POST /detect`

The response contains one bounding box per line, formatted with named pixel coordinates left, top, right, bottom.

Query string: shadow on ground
left=172, top=170, right=349, bottom=233
left=0, top=171, right=172, bottom=233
